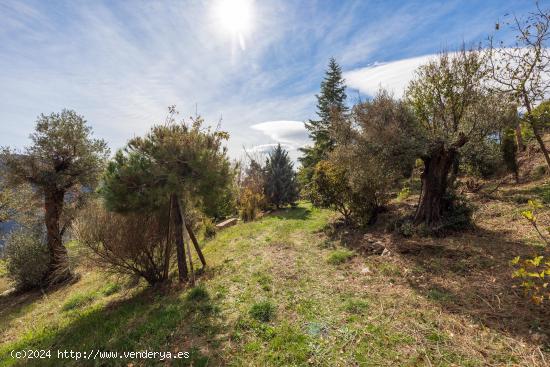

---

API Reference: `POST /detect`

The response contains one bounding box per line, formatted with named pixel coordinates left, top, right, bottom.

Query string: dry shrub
left=74, top=202, right=171, bottom=285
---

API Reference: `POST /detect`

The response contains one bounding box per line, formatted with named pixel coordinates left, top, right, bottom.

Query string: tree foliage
left=264, top=144, right=299, bottom=208
left=299, top=58, right=348, bottom=195
left=406, top=48, right=506, bottom=228
left=489, top=5, right=550, bottom=170
left=100, top=110, right=232, bottom=282
left=1, top=109, right=109, bottom=284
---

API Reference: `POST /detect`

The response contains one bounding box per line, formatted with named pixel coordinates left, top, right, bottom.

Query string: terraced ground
left=0, top=197, right=549, bottom=366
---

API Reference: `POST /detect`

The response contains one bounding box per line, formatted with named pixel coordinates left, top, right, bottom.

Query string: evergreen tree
left=299, top=58, right=347, bottom=190
left=264, top=144, right=299, bottom=208
left=101, top=111, right=232, bottom=282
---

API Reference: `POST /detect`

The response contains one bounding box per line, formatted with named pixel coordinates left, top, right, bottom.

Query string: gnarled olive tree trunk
left=414, top=137, right=466, bottom=227
left=44, top=189, right=71, bottom=284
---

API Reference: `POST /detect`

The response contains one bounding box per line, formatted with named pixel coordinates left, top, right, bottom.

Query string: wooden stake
left=179, top=200, right=195, bottom=286
left=185, top=221, right=206, bottom=268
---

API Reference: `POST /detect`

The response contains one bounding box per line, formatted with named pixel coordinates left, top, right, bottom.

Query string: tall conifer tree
left=299, top=58, right=347, bottom=188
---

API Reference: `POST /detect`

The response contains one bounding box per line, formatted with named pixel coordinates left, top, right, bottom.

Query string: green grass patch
left=249, top=300, right=276, bottom=322
left=343, top=298, right=369, bottom=314
left=327, top=249, right=355, bottom=265
left=61, top=292, right=96, bottom=311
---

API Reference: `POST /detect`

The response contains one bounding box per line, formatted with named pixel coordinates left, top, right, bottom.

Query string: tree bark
left=44, top=189, right=71, bottom=284
left=414, top=141, right=461, bottom=227
left=171, top=194, right=188, bottom=282
left=163, top=197, right=173, bottom=280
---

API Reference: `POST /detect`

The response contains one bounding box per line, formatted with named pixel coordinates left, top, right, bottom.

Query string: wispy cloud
left=0, top=0, right=533, bottom=160
left=344, top=54, right=437, bottom=97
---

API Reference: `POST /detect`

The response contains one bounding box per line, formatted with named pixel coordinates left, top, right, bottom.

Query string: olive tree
left=2, top=110, right=109, bottom=284
left=406, top=48, right=506, bottom=227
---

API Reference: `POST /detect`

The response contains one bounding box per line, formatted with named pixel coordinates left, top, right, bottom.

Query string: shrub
left=74, top=201, right=171, bottom=286
left=397, top=186, right=411, bottom=201
left=239, top=187, right=266, bottom=222
left=327, top=249, right=355, bottom=265
left=438, top=191, right=474, bottom=233
left=249, top=300, right=276, bottom=322
left=512, top=199, right=550, bottom=305
left=203, top=218, right=217, bottom=239
left=461, top=138, right=503, bottom=178
left=4, top=228, right=49, bottom=290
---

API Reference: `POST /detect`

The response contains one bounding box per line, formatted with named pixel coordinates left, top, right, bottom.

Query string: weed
left=249, top=300, right=276, bottom=322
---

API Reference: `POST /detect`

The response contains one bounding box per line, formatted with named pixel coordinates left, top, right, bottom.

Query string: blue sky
left=0, top=0, right=539, bottom=161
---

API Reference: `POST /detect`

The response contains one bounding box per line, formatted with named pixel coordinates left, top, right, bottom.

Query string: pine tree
left=264, top=144, right=299, bottom=208
left=299, top=58, right=347, bottom=189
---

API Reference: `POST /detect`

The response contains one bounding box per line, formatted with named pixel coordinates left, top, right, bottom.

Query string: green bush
left=249, top=300, right=276, bottom=322
left=327, top=249, right=355, bottom=265
left=4, top=228, right=49, bottom=290
left=440, top=191, right=474, bottom=232
left=397, top=186, right=411, bottom=201
left=203, top=218, right=217, bottom=239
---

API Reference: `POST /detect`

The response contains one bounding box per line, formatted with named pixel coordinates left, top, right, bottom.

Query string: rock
left=361, top=267, right=371, bottom=274
left=216, top=217, right=238, bottom=229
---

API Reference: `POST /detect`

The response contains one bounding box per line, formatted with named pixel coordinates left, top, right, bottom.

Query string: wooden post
left=185, top=221, right=206, bottom=268
left=163, top=196, right=173, bottom=280
left=179, top=200, right=195, bottom=286
left=172, top=194, right=188, bottom=282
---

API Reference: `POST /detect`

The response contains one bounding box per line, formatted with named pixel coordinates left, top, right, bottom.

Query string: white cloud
left=344, top=54, right=437, bottom=97
left=250, top=120, right=308, bottom=145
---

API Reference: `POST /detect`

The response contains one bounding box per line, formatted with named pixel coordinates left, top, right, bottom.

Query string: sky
left=0, top=0, right=541, bottom=162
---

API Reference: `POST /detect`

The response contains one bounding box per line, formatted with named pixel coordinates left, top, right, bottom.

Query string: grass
left=249, top=301, right=276, bottom=322
left=326, top=249, right=355, bottom=265
left=0, top=201, right=548, bottom=366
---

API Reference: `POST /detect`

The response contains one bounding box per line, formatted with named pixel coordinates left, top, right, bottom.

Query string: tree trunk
left=163, top=197, right=173, bottom=280
left=523, top=93, right=550, bottom=171
left=515, top=121, right=525, bottom=152
left=532, top=126, right=550, bottom=171
left=44, top=189, right=71, bottom=284
left=171, top=194, right=188, bottom=282
left=414, top=143, right=456, bottom=227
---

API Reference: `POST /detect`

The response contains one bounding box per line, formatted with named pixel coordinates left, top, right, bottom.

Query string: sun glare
left=214, top=0, right=253, bottom=49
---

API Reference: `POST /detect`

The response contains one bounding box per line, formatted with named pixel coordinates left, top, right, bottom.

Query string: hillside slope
left=0, top=202, right=549, bottom=366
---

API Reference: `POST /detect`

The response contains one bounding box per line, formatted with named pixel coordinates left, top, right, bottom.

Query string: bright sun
left=214, top=0, right=253, bottom=48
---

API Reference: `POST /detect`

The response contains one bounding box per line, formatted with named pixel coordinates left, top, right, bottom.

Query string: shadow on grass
left=395, top=227, right=550, bottom=345
left=499, top=182, right=550, bottom=204
left=271, top=206, right=311, bottom=221
left=0, top=276, right=83, bottom=337
left=1, top=285, right=225, bottom=366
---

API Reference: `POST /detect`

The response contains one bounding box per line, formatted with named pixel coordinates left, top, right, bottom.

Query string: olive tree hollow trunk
left=414, top=141, right=461, bottom=227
